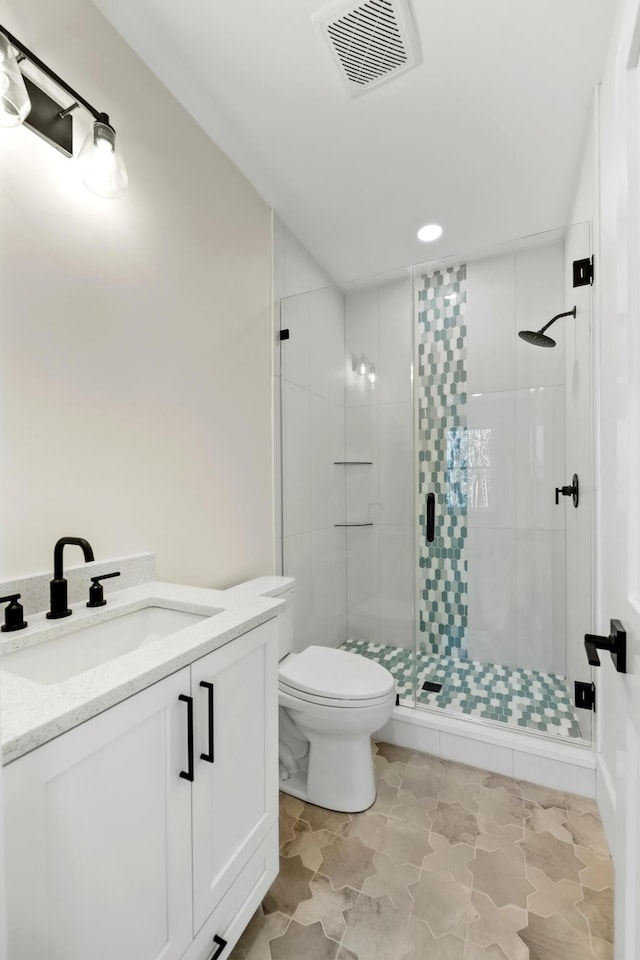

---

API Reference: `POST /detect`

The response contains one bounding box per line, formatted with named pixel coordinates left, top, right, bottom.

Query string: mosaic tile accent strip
left=342, top=638, right=583, bottom=740
left=416, top=265, right=468, bottom=657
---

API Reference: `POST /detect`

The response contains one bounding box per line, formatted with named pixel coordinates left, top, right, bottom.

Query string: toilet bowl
left=224, top=577, right=396, bottom=813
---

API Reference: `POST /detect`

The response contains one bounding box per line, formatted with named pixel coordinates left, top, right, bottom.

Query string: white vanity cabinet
left=3, top=619, right=279, bottom=960
left=190, top=623, right=278, bottom=934
left=4, top=666, right=194, bottom=960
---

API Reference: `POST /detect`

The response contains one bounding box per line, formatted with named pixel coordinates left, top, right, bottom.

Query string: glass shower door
left=413, top=226, right=594, bottom=744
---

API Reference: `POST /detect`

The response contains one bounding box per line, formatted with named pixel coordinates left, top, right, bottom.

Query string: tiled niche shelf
left=335, top=522, right=374, bottom=527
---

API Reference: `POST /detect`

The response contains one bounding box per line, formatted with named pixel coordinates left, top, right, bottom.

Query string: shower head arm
left=538, top=306, right=577, bottom=335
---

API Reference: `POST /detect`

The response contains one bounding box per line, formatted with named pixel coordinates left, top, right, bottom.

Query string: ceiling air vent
left=313, top=0, right=422, bottom=97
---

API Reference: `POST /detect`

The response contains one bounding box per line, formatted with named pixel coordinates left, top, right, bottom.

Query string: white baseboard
left=376, top=704, right=596, bottom=798
left=596, top=752, right=616, bottom=854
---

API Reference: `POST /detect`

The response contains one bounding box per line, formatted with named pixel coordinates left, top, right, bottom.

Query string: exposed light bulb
left=78, top=119, right=128, bottom=199
left=368, top=371, right=376, bottom=384
left=357, top=359, right=367, bottom=376
left=0, top=32, right=31, bottom=127
left=417, top=223, right=443, bottom=243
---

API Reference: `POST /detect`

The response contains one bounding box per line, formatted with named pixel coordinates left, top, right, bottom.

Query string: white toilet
left=225, top=576, right=396, bottom=813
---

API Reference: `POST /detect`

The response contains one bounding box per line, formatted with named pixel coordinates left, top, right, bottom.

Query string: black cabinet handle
left=200, top=681, right=215, bottom=763
left=178, top=694, right=194, bottom=781
left=426, top=493, right=435, bottom=543
left=210, top=934, right=227, bottom=959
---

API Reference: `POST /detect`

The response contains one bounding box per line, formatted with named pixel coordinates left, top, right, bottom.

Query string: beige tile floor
left=231, top=742, right=613, bottom=960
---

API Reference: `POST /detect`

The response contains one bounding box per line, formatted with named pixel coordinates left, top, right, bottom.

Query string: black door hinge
left=279, top=329, right=290, bottom=341
left=575, top=680, right=596, bottom=712
left=573, top=256, right=594, bottom=287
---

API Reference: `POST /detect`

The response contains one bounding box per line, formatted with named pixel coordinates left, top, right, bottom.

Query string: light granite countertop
left=0, top=581, right=282, bottom=765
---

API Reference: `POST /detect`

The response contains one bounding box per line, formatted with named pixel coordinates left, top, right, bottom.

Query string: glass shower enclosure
left=411, top=224, right=594, bottom=743
left=278, top=221, right=595, bottom=747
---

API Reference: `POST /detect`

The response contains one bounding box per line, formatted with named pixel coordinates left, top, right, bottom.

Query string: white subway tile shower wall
left=465, top=253, right=516, bottom=395
left=515, top=245, right=567, bottom=389
left=344, top=276, right=414, bottom=651
left=275, top=218, right=347, bottom=651
left=465, top=244, right=567, bottom=672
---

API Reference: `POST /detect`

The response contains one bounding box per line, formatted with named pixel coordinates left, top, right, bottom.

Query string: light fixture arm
left=0, top=23, right=109, bottom=124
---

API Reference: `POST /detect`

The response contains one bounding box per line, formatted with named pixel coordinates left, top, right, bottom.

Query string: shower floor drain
left=422, top=680, right=443, bottom=693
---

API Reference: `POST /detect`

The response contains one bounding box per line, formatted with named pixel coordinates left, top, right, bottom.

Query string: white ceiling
left=93, top=0, right=615, bottom=283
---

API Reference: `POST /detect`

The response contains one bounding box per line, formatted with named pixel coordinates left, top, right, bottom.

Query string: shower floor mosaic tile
left=230, top=742, right=613, bottom=960
left=341, top=639, right=583, bottom=740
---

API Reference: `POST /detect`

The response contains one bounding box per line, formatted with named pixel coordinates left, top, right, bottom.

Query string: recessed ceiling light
left=417, top=223, right=443, bottom=242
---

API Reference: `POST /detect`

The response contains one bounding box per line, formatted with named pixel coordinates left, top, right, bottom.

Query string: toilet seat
left=278, top=645, right=395, bottom=706
left=279, top=682, right=395, bottom=709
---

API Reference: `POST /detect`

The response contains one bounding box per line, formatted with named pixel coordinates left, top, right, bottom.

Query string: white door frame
left=594, top=0, right=640, bottom=956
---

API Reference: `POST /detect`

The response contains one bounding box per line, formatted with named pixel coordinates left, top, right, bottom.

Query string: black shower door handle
left=426, top=493, right=435, bottom=542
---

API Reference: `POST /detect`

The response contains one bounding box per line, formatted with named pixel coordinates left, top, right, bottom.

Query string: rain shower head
left=518, top=329, right=557, bottom=348
left=518, top=306, right=577, bottom=349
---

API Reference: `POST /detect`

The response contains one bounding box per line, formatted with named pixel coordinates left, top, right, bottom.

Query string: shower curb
left=376, top=704, right=596, bottom=798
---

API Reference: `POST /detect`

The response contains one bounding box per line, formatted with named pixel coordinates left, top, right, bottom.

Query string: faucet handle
left=0, top=594, right=28, bottom=633
left=87, top=571, right=121, bottom=608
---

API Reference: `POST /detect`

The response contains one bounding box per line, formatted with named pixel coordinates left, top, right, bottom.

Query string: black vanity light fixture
left=0, top=25, right=128, bottom=198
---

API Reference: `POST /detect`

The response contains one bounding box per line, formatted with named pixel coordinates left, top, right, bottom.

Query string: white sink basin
left=0, top=605, right=211, bottom=685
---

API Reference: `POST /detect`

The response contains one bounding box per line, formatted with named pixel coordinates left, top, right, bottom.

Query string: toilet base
left=279, top=733, right=378, bottom=813
left=279, top=685, right=395, bottom=813
left=279, top=774, right=376, bottom=813
left=278, top=771, right=308, bottom=804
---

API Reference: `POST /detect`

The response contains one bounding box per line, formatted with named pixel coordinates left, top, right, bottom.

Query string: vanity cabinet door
left=4, top=668, right=193, bottom=960
left=190, top=620, right=279, bottom=935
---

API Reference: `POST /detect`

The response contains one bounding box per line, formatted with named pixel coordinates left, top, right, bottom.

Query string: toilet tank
left=224, top=576, right=295, bottom=661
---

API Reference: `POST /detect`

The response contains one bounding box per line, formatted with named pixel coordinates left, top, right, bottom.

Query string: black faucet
left=47, top=537, right=95, bottom=619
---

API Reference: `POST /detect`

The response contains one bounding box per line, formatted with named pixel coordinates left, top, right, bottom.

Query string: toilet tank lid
left=225, top=576, right=295, bottom=599
left=279, top=646, right=395, bottom=701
